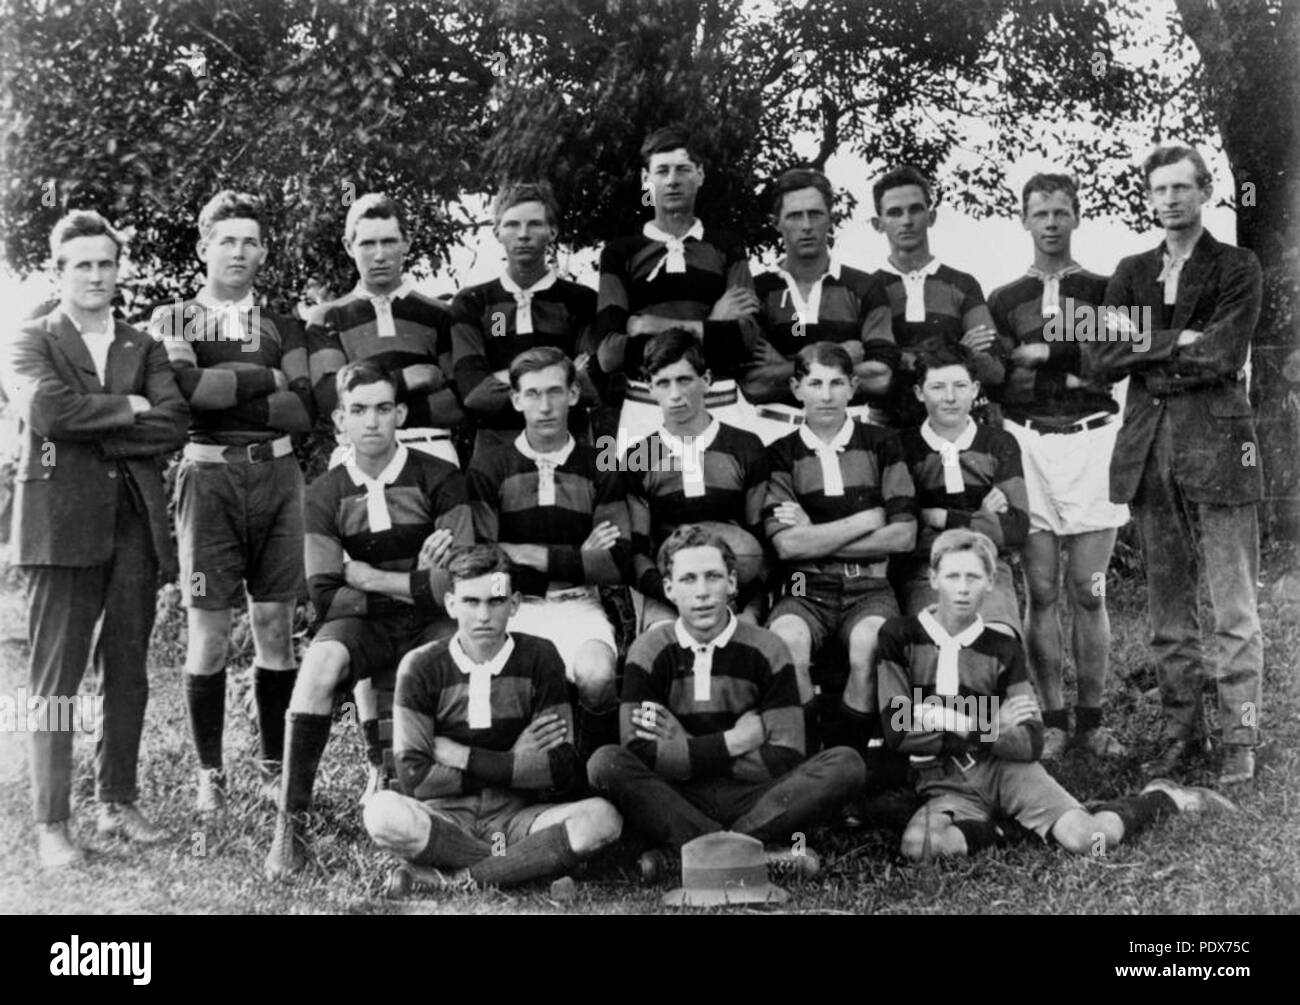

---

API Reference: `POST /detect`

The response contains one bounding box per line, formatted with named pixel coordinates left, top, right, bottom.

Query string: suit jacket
left=1089, top=231, right=1262, bottom=506
left=1, top=308, right=189, bottom=573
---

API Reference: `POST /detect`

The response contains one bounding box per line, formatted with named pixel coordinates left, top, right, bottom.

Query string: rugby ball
left=692, top=521, right=767, bottom=587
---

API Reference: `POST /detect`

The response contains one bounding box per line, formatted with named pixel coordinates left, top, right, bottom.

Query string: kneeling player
left=588, top=525, right=865, bottom=881
left=265, top=361, right=473, bottom=879
left=363, top=545, right=622, bottom=891
left=877, top=529, right=1234, bottom=862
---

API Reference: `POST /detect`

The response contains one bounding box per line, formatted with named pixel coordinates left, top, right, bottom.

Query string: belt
left=1006, top=412, right=1113, bottom=435
left=755, top=406, right=804, bottom=426
left=910, top=749, right=984, bottom=773
left=521, top=586, right=593, bottom=603
left=625, top=379, right=738, bottom=408
left=794, top=559, right=886, bottom=580
left=184, top=435, right=293, bottom=464
left=397, top=427, right=452, bottom=443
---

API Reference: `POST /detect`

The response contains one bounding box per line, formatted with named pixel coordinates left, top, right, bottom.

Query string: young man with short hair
left=870, top=166, right=1006, bottom=427
left=306, top=192, right=464, bottom=468
left=264, top=360, right=473, bottom=879
left=764, top=342, right=917, bottom=758
left=4, top=211, right=189, bottom=867
left=1091, top=145, right=1264, bottom=785
left=895, top=345, right=1028, bottom=637
left=878, top=529, right=1234, bottom=861
left=450, top=182, right=600, bottom=457
left=623, top=328, right=769, bottom=629
left=150, top=190, right=314, bottom=815
left=988, top=173, right=1129, bottom=760
left=596, top=125, right=761, bottom=445
left=361, top=545, right=622, bottom=892
left=587, top=525, right=865, bottom=880
left=746, top=167, right=898, bottom=444
left=467, top=346, right=631, bottom=761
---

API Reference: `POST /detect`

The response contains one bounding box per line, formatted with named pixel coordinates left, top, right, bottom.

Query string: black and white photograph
left=0, top=0, right=1295, bottom=944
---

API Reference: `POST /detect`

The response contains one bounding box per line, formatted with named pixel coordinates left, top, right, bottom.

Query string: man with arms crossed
left=363, top=545, right=622, bottom=893
left=468, top=347, right=632, bottom=762
left=988, top=172, right=1129, bottom=759
left=1091, top=145, right=1264, bottom=785
left=879, top=529, right=1234, bottom=862
left=265, top=360, right=473, bottom=879
left=4, top=210, right=188, bottom=866
left=745, top=167, right=897, bottom=444
left=151, top=190, right=314, bottom=814
left=588, top=525, right=864, bottom=881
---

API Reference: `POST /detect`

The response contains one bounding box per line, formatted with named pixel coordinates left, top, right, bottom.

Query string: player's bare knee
left=771, top=617, right=811, bottom=664
left=574, top=643, right=617, bottom=707
left=362, top=790, right=410, bottom=846
left=567, top=798, right=622, bottom=853
left=1068, top=577, right=1105, bottom=613
left=296, top=641, right=350, bottom=706
left=847, top=618, right=883, bottom=671
left=1051, top=811, right=1097, bottom=855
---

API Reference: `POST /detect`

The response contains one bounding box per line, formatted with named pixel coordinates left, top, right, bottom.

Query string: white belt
left=184, top=435, right=293, bottom=464
left=396, top=427, right=452, bottom=443
left=625, top=378, right=738, bottom=407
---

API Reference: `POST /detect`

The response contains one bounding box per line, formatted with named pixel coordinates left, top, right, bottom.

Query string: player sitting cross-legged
left=363, top=545, right=622, bottom=894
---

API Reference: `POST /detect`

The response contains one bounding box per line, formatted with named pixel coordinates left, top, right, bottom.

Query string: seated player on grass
left=264, top=360, right=473, bottom=880
left=623, top=328, right=770, bottom=630
left=877, top=528, right=1236, bottom=862
left=587, top=524, right=865, bottom=883
left=895, top=344, right=1028, bottom=637
left=363, top=544, right=622, bottom=893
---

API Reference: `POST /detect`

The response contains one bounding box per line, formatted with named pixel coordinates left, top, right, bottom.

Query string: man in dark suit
left=1090, top=145, right=1263, bottom=786
left=2, top=210, right=189, bottom=868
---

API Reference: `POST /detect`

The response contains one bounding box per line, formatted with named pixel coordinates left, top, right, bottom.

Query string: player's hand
left=514, top=713, right=569, bottom=754
left=418, top=528, right=455, bottom=569
left=725, top=710, right=766, bottom=755
left=344, top=559, right=376, bottom=590
left=127, top=394, right=152, bottom=414
left=980, top=487, right=1009, bottom=515
left=841, top=340, right=866, bottom=365
left=432, top=736, right=470, bottom=770
left=857, top=358, right=891, bottom=380
left=995, top=694, right=1040, bottom=735
left=961, top=324, right=998, bottom=354
left=921, top=507, right=948, bottom=529
left=1176, top=329, right=1203, bottom=347
left=773, top=502, right=811, bottom=527
left=402, top=363, right=444, bottom=392
left=582, top=521, right=621, bottom=550
left=708, top=286, right=760, bottom=321
left=749, top=338, right=784, bottom=366
left=1010, top=343, right=1050, bottom=368
left=632, top=701, right=686, bottom=743
left=574, top=352, right=591, bottom=373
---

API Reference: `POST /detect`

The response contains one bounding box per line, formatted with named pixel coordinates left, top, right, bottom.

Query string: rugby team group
left=5, top=126, right=1262, bottom=896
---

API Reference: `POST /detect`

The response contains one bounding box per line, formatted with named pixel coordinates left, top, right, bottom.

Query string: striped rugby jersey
left=305, top=285, right=462, bottom=427
left=875, top=614, right=1043, bottom=760
left=751, top=262, right=899, bottom=407
left=596, top=225, right=758, bottom=385
left=763, top=421, right=917, bottom=570
left=988, top=268, right=1119, bottom=422
left=450, top=275, right=598, bottom=432
left=622, top=420, right=769, bottom=599
left=305, top=447, right=473, bottom=623
left=620, top=617, right=805, bottom=782
left=393, top=631, right=577, bottom=798
left=468, top=435, right=632, bottom=596
left=149, top=297, right=313, bottom=445
left=874, top=262, right=1005, bottom=425
left=897, top=421, right=1029, bottom=557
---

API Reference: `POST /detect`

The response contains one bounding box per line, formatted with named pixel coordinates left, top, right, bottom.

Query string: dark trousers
left=24, top=485, right=157, bottom=822
left=1133, top=419, right=1262, bottom=746
left=588, top=744, right=864, bottom=850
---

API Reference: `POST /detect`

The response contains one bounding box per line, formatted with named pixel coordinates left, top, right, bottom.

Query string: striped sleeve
left=879, top=432, right=918, bottom=524
left=624, top=463, right=664, bottom=600
left=150, top=304, right=277, bottom=410
left=699, top=238, right=759, bottom=360
left=306, top=304, right=347, bottom=417
left=450, top=286, right=505, bottom=416
left=990, top=644, right=1042, bottom=761
left=761, top=440, right=798, bottom=538
left=596, top=242, right=632, bottom=373
left=742, top=436, right=771, bottom=537
left=409, top=469, right=475, bottom=614
left=304, top=480, right=369, bottom=622
left=964, top=435, right=1028, bottom=550
left=393, top=650, right=464, bottom=799
left=269, top=314, right=315, bottom=431
left=876, top=619, right=947, bottom=757
left=619, top=636, right=692, bottom=780
left=513, top=642, right=578, bottom=790
left=732, top=640, right=806, bottom=783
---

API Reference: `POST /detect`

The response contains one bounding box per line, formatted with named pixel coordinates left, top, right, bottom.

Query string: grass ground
left=1, top=545, right=1297, bottom=916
